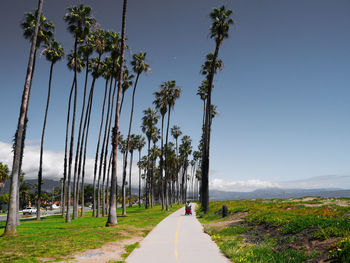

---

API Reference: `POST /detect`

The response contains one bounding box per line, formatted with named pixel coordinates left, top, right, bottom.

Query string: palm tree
left=63, top=50, right=85, bottom=219
left=36, top=39, right=64, bottom=221
left=72, top=31, right=95, bottom=219
left=4, top=0, right=44, bottom=237
left=153, top=86, right=168, bottom=209
left=18, top=9, right=55, bottom=225
left=107, top=0, right=128, bottom=227
left=136, top=136, right=145, bottom=207
left=141, top=108, right=159, bottom=209
left=64, top=5, right=95, bottom=222
left=171, top=125, right=182, bottom=203
left=121, top=52, right=150, bottom=215
left=179, top=135, right=192, bottom=203
left=201, top=6, right=233, bottom=213
left=127, top=134, right=138, bottom=207
left=164, top=81, right=181, bottom=210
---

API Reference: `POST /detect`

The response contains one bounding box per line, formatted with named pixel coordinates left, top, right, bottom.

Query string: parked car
left=23, top=206, right=37, bottom=215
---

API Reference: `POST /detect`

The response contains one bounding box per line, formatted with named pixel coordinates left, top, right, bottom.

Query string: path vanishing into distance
left=126, top=203, right=230, bottom=263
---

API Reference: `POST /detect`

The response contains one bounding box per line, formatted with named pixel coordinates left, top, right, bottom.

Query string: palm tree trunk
left=201, top=40, right=221, bottom=213
left=100, top=78, right=112, bottom=217
left=128, top=151, right=134, bottom=207
left=62, top=80, right=74, bottom=218
left=160, top=115, right=165, bottom=210
left=138, top=150, right=141, bottom=207
left=73, top=55, right=89, bottom=219
left=102, top=75, right=116, bottom=216
left=4, top=0, right=43, bottom=236
left=105, top=154, right=112, bottom=214
left=96, top=78, right=108, bottom=218
left=81, top=86, right=94, bottom=217
left=67, top=36, right=79, bottom=223
left=121, top=73, right=140, bottom=215
left=145, top=138, right=151, bottom=209
left=37, top=61, right=54, bottom=221
left=164, top=108, right=171, bottom=211
left=107, top=0, right=128, bottom=226
left=17, top=52, right=37, bottom=225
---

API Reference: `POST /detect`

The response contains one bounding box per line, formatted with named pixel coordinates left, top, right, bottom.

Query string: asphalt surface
left=126, top=203, right=230, bottom=263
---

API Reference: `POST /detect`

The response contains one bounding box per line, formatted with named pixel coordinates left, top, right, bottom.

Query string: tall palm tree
left=136, top=136, right=145, bottom=207
left=121, top=52, right=150, bottom=215
left=197, top=80, right=208, bottom=125
left=201, top=6, right=233, bottom=213
left=63, top=50, right=85, bottom=219
left=127, top=134, right=137, bottom=207
left=18, top=9, right=54, bottom=224
left=171, top=125, right=182, bottom=203
left=4, top=0, right=44, bottom=237
left=153, top=86, right=168, bottom=209
left=107, top=0, right=128, bottom=227
left=72, top=31, right=95, bottom=219
left=64, top=4, right=95, bottom=222
left=164, top=81, right=181, bottom=210
left=179, top=135, right=192, bottom=203
left=36, top=39, right=64, bottom=221
left=141, top=108, right=159, bottom=209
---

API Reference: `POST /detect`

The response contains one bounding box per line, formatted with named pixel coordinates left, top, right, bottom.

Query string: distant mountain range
left=1, top=179, right=350, bottom=200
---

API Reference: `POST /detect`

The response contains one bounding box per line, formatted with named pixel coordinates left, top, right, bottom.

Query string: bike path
left=126, top=203, right=230, bottom=263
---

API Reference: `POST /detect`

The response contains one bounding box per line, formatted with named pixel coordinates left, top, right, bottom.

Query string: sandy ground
left=54, top=236, right=142, bottom=263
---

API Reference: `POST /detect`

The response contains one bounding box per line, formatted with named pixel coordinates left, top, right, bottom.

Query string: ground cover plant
left=0, top=204, right=180, bottom=262
left=197, top=197, right=350, bottom=262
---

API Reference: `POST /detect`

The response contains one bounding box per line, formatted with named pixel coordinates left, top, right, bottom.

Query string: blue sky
left=1, top=0, right=350, bottom=190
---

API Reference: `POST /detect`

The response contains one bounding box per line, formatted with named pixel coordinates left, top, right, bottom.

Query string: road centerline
left=174, top=216, right=182, bottom=260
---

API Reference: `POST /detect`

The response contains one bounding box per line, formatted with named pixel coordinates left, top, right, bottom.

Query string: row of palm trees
left=4, top=0, right=232, bottom=236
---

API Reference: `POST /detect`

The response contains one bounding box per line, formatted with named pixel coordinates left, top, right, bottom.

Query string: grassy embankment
left=0, top=204, right=181, bottom=262
left=197, top=197, right=350, bottom=262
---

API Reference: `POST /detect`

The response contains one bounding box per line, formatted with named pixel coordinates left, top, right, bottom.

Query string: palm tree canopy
left=141, top=108, right=160, bottom=141
left=153, top=88, right=168, bottom=116
left=101, top=57, right=113, bottom=80
left=209, top=6, right=234, bottom=43
left=151, top=127, right=161, bottom=144
left=171, top=125, right=182, bottom=140
left=131, top=52, right=150, bottom=75
left=200, top=52, right=223, bottom=76
left=42, top=39, right=65, bottom=64
left=67, top=50, right=85, bottom=72
left=122, top=67, right=134, bottom=94
left=129, top=134, right=138, bottom=153
left=197, top=79, right=209, bottom=101
left=79, top=33, right=95, bottom=58
left=179, top=135, right=192, bottom=159
left=89, top=57, right=104, bottom=78
left=21, top=10, right=54, bottom=47
left=137, top=136, right=146, bottom=152
left=166, top=80, right=181, bottom=109
left=105, top=31, right=121, bottom=59
left=64, top=5, right=96, bottom=40
left=92, top=29, right=107, bottom=55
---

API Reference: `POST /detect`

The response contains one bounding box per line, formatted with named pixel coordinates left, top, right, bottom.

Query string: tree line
left=3, top=0, right=233, bottom=237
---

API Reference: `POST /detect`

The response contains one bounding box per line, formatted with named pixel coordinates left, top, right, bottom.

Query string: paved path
left=126, top=204, right=230, bottom=263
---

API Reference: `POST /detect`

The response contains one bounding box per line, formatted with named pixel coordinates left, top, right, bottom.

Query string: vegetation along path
left=126, top=203, right=229, bottom=263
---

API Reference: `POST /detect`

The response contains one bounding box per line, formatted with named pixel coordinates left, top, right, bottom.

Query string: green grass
left=0, top=204, right=181, bottom=262
left=197, top=198, right=350, bottom=262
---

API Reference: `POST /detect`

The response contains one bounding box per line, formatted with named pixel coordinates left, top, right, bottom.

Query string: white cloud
left=0, top=141, right=141, bottom=186
left=210, top=178, right=281, bottom=192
